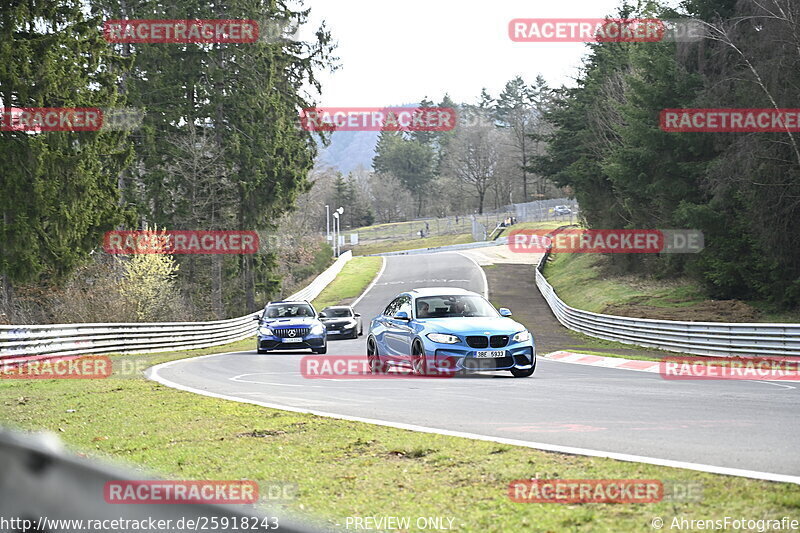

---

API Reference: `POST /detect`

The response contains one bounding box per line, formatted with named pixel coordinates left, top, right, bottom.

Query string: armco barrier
left=287, top=250, right=352, bottom=301
left=0, top=251, right=352, bottom=360
left=535, top=252, right=800, bottom=358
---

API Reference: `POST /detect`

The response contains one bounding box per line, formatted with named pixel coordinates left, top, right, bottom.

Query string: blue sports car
left=254, top=300, right=327, bottom=354
left=366, top=288, right=536, bottom=377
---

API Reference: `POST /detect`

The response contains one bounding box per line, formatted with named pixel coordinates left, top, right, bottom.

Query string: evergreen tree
left=0, top=0, right=132, bottom=317
left=372, top=131, right=434, bottom=217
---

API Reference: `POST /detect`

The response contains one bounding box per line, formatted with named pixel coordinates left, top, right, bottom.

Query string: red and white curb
left=541, top=350, right=800, bottom=382
left=542, top=351, right=661, bottom=373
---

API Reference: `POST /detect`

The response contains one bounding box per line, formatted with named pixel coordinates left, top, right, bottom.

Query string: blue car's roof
left=407, top=287, right=476, bottom=297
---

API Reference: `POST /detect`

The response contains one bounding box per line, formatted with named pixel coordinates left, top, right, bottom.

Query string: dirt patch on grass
left=485, top=264, right=669, bottom=358
left=605, top=299, right=761, bottom=322
left=237, top=429, right=287, bottom=438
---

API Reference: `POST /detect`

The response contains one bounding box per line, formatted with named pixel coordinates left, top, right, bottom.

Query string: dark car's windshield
left=320, top=307, right=352, bottom=318
left=415, top=295, right=499, bottom=318
left=263, top=304, right=315, bottom=319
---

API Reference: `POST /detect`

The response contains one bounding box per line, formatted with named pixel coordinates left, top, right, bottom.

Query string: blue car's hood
left=262, top=317, right=317, bottom=327
left=422, top=316, right=525, bottom=335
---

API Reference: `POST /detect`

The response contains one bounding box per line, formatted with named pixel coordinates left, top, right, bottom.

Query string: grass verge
left=311, top=256, right=383, bottom=310
left=508, top=220, right=577, bottom=231
left=1, top=341, right=798, bottom=532
left=542, top=253, right=800, bottom=323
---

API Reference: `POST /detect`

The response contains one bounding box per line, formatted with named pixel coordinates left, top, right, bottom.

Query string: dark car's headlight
left=513, top=330, right=531, bottom=343
left=258, top=326, right=274, bottom=336
left=310, top=324, right=325, bottom=335
left=427, top=333, right=460, bottom=344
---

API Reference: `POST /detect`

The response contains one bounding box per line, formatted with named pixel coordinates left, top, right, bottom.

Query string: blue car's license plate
left=475, top=350, right=505, bottom=358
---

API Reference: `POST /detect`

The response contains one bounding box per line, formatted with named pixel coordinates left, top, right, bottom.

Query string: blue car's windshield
left=264, top=304, right=315, bottom=319
left=415, top=295, right=498, bottom=318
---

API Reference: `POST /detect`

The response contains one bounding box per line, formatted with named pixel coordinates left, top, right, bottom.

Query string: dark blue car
left=255, top=300, right=327, bottom=354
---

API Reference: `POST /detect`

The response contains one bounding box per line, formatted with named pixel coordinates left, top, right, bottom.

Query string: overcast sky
left=300, top=0, right=669, bottom=107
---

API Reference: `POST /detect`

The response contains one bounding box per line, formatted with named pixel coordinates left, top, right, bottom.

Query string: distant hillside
left=316, top=129, right=380, bottom=174
left=315, top=103, right=419, bottom=174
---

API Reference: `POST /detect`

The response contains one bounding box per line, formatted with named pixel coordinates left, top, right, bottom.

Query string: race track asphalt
left=149, top=252, right=800, bottom=482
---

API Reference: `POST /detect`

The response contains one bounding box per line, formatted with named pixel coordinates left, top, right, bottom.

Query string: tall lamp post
left=336, top=207, right=344, bottom=256
left=332, top=212, right=339, bottom=257
left=325, top=204, right=330, bottom=245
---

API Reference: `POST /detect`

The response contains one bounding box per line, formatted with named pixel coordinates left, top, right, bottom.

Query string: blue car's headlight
left=259, top=326, right=274, bottom=336
left=513, top=330, right=531, bottom=343
left=427, top=333, right=460, bottom=344
left=310, top=324, right=325, bottom=335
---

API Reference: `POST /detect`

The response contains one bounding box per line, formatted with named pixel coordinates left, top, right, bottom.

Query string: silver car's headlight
left=427, top=333, right=460, bottom=344
left=513, top=330, right=531, bottom=343
left=310, top=324, right=324, bottom=335
left=259, top=326, right=274, bottom=336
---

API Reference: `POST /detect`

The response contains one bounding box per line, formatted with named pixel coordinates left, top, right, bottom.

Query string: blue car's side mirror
left=498, top=308, right=512, bottom=317
left=393, top=311, right=411, bottom=321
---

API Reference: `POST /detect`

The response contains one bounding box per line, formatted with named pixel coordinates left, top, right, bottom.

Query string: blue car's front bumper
left=419, top=339, right=535, bottom=372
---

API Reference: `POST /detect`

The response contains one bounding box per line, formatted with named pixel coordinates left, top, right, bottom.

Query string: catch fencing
left=353, top=198, right=579, bottom=246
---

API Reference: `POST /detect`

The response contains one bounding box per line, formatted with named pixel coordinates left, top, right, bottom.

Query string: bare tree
left=368, top=173, right=414, bottom=223
left=443, top=114, right=508, bottom=214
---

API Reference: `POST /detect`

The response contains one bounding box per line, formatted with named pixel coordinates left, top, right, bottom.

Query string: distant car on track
left=319, top=305, right=363, bottom=339
left=366, top=288, right=535, bottom=377
left=553, top=205, right=572, bottom=216
left=255, top=300, right=327, bottom=354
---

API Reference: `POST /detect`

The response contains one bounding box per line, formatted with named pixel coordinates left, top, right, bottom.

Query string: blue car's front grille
left=490, top=335, right=509, bottom=348
left=466, top=336, right=489, bottom=348
left=466, top=335, right=510, bottom=348
left=273, top=327, right=310, bottom=338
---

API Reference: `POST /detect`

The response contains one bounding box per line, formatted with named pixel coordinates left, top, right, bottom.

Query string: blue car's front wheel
left=367, top=337, right=387, bottom=374
left=411, top=340, right=427, bottom=375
